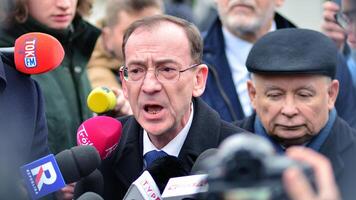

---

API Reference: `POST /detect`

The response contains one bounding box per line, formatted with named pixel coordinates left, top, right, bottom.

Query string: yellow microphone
left=87, top=86, right=117, bottom=114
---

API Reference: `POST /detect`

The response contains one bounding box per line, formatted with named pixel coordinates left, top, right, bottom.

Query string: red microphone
left=77, top=116, right=122, bottom=160
left=0, top=32, right=64, bottom=74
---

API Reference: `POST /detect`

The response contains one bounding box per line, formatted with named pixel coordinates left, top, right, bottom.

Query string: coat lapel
left=319, top=117, right=354, bottom=178
left=112, top=117, right=144, bottom=188
left=178, top=98, right=223, bottom=172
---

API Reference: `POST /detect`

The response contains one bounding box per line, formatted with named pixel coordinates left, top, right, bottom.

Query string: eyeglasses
left=120, top=64, right=200, bottom=83
left=335, top=9, right=356, bottom=30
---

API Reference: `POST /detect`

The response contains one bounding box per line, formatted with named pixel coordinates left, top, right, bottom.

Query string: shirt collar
left=143, top=103, right=194, bottom=157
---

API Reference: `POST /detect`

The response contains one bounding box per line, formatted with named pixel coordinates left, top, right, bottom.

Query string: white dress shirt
left=222, top=22, right=276, bottom=116
left=143, top=103, right=194, bottom=158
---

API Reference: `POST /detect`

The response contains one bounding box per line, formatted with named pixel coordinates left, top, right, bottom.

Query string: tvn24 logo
left=20, top=154, right=66, bottom=199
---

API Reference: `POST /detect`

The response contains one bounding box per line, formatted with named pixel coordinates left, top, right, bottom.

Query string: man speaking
left=99, top=15, right=245, bottom=200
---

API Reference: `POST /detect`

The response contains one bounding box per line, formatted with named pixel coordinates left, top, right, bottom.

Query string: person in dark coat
left=201, top=0, right=356, bottom=129
left=235, top=28, right=356, bottom=200
left=0, top=53, right=50, bottom=199
left=99, top=15, right=245, bottom=200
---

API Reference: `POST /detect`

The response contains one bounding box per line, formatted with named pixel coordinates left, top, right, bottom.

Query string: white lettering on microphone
left=141, top=180, right=161, bottom=200
left=24, top=39, right=37, bottom=68
left=77, top=125, right=93, bottom=145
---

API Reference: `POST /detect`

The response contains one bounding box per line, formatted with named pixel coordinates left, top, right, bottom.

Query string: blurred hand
left=111, top=87, right=132, bottom=117
left=283, top=147, right=340, bottom=200
left=321, top=1, right=346, bottom=50
left=55, top=183, right=75, bottom=200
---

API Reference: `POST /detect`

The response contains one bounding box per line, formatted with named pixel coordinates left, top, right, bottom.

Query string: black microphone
left=73, top=169, right=104, bottom=199
left=19, top=145, right=101, bottom=199
left=76, top=192, right=104, bottom=200
left=146, top=155, right=189, bottom=193
left=191, top=148, right=218, bottom=175
left=56, top=145, right=101, bottom=184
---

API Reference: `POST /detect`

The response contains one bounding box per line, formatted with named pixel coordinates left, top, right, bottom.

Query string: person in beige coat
left=87, top=0, right=163, bottom=117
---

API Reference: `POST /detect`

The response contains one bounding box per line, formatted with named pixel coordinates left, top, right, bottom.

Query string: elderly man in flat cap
left=235, top=28, right=356, bottom=200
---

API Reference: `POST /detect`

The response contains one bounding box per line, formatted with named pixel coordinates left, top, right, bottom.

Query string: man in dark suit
left=99, top=15, right=245, bottom=200
left=235, top=28, right=356, bottom=200
left=0, top=52, right=50, bottom=199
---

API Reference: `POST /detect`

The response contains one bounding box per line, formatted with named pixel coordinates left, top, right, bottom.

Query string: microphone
left=190, top=148, right=218, bottom=175
left=123, top=171, right=162, bottom=200
left=73, top=169, right=104, bottom=200
left=55, top=145, right=101, bottom=184
left=157, top=149, right=217, bottom=200
left=77, top=116, right=122, bottom=160
left=19, top=145, right=101, bottom=199
left=146, top=155, right=189, bottom=193
left=0, top=32, right=64, bottom=74
left=76, top=192, right=104, bottom=200
left=123, top=156, right=189, bottom=200
left=87, top=87, right=117, bottom=114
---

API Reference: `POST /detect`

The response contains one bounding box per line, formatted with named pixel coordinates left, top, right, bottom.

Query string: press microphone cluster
left=19, top=145, right=101, bottom=199
left=75, top=116, right=123, bottom=198
left=0, top=32, right=64, bottom=74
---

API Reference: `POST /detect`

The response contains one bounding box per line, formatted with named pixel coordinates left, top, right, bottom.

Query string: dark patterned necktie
left=144, top=150, right=168, bottom=168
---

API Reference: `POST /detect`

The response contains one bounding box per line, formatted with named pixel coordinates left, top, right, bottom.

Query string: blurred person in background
left=0, top=1, right=100, bottom=199
left=87, top=0, right=164, bottom=117
left=0, top=51, right=50, bottom=199
left=323, top=0, right=356, bottom=87
left=0, top=0, right=100, bottom=154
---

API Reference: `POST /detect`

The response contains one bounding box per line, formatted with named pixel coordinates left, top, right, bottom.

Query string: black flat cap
left=246, top=28, right=338, bottom=79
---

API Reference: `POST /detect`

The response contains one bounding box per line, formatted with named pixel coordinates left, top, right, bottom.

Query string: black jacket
left=99, top=98, right=246, bottom=200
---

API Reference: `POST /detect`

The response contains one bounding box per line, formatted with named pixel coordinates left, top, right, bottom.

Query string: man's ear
left=327, top=79, right=339, bottom=110
left=247, top=80, right=257, bottom=109
left=102, top=27, right=113, bottom=52
left=192, top=64, right=209, bottom=97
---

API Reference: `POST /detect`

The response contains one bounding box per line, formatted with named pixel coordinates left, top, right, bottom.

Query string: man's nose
left=281, top=96, right=298, bottom=117
left=56, top=0, right=72, bottom=9
left=142, top=69, right=162, bottom=93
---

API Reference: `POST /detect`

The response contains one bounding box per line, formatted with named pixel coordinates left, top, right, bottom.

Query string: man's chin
left=272, top=135, right=311, bottom=148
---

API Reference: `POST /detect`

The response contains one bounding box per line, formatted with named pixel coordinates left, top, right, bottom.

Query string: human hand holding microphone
left=87, top=86, right=132, bottom=117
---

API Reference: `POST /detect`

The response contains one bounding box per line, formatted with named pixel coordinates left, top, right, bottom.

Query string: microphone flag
left=20, top=154, right=66, bottom=199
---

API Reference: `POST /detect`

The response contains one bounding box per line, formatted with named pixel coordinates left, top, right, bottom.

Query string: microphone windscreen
left=191, top=148, right=218, bottom=174
left=146, top=155, right=189, bottom=193
left=55, top=145, right=101, bottom=184
left=77, top=116, right=122, bottom=160
left=87, top=87, right=117, bottom=114
left=76, top=192, right=104, bottom=200
left=14, top=32, right=64, bottom=74
left=74, top=169, right=104, bottom=199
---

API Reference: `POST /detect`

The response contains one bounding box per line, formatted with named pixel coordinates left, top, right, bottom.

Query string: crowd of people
left=1, top=0, right=356, bottom=199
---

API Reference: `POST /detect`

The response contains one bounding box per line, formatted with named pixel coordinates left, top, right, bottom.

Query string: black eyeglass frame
left=119, top=63, right=200, bottom=83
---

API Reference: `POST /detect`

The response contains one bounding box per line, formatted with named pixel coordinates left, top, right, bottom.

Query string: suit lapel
left=178, top=98, right=222, bottom=172
left=112, top=117, right=144, bottom=188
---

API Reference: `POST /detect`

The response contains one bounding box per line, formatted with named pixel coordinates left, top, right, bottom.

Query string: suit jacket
left=201, top=14, right=356, bottom=129
left=100, top=98, right=246, bottom=200
left=0, top=53, right=50, bottom=199
left=235, top=113, right=356, bottom=200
